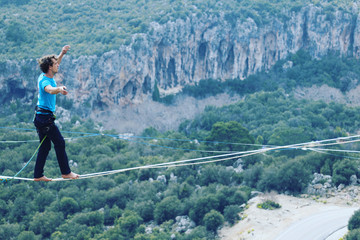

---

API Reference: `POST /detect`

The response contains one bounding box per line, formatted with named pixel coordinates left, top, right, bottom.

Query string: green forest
left=2, top=50, right=360, bottom=239
left=0, top=0, right=356, bottom=60
left=3, top=0, right=360, bottom=239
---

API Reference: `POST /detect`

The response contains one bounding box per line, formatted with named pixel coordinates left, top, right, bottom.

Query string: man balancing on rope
left=33, top=45, right=79, bottom=182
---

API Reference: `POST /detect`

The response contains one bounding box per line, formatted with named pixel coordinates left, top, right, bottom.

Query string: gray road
left=274, top=207, right=358, bottom=240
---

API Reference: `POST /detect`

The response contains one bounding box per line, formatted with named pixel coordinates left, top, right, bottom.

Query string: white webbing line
left=304, top=138, right=360, bottom=148
left=2, top=134, right=360, bottom=182
left=62, top=136, right=360, bottom=180
left=69, top=148, right=267, bottom=179
left=0, top=140, right=39, bottom=143
left=308, top=148, right=360, bottom=153
left=0, top=147, right=272, bottom=181
left=77, top=137, right=352, bottom=180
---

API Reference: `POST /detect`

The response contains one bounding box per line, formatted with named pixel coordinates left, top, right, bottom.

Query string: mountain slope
left=1, top=0, right=355, bottom=60
left=2, top=2, right=360, bottom=113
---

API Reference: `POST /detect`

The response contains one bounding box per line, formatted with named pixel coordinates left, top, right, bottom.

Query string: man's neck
left=45, top=72, right=54, bottom=78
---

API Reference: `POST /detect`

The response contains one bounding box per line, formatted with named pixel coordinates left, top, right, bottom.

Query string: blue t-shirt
left=37, top=73, right=56, bottom=113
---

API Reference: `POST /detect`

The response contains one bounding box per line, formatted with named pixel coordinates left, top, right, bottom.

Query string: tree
left=349, top=210, right=360, bottom=230
left=333, top=159, right=359, bottom=186
left=34, top=189, right=55, bottom=212
left=290, top=49, right=312, bottom=66
left=118, top=210, right=143, bottom=238
left=5, top=22, right=29, bottom=44
left=1, top=0, right=30, bottom=5
left=180, top=226, right=215, bottom=240
left=59, top=197, right=79, bottom=218
left=179, top=182, right=193, bottom=199
left=0, top=223, right=22, bottom=240
left=53, top=222, right=95, bottom=240
left=0, top=199, right=8, bottom=216
left=206, top=121, right=255, bottom=151
left=199, top=165, right=220, bottom=186
left=17, top=231, right=37, bottom=240
left=345, top=229, right=360, bottom=240
left=130, top=200, right=155, bottom=222
left=203, top=210, right=224, bottom=232
left=229, top=190, right=248, bottom=206
left=72, top=211, right=104, bottom=227
left=215, top=186, right=249, bottom=210
left=29, top=211, right=64, bottom=238
left=268, top=126, right=312, bottom=146
left=9, top=196, right=32, bottom=223
left=152, top=81, right=160, bottom=101
left=224, top=205, right=241, bottom=225
left=277, top=159, right=311, bottom=193
left=104, top=205, right=123, bottom=225
left=142, top=127, right=160, bottom=138
left=243, top=164, right=264, bottom=188
left=154, top=196, right=182, bottom=223
left=257, top=167, right=281, bottom=192
left=189, top=194, right=220, bottom=224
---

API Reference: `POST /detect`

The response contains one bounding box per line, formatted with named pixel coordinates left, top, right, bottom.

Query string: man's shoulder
left=38, top=74, right=55, bottom=84
left=38, top=73, right=54, bottom=81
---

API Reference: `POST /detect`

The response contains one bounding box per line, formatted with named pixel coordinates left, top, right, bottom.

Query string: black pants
left=33, top=114, right=71, bottom=178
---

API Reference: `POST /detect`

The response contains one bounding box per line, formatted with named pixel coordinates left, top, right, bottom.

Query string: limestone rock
left=1, top=5, right=360, bottom=129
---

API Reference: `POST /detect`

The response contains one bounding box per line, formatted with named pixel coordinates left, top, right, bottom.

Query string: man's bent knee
left=54, top=138, right=66, bottom=149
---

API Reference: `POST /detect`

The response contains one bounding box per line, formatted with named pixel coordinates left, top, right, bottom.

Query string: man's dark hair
left=38, top=54, right=57, bottom=73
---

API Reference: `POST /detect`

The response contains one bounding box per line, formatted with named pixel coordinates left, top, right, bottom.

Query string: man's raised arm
left=57, top=45, right=70, bottom=65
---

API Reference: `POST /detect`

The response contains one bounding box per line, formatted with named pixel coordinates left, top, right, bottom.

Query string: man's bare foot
left=62, top=172, right=79, bottom=179
left=34, top=176, right=52, bottom=182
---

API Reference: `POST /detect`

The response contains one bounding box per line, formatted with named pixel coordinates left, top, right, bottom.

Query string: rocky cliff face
left=1, top=5, right=360, bottom=117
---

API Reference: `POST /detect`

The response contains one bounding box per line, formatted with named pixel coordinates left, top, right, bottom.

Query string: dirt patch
left=92, top=93, right=242, bottom=134
left=293, top=84, right=360, bottom=106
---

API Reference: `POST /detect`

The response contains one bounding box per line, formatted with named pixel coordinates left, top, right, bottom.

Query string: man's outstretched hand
left=57, top=45, right=70, bottom=64
left=59, top=86, right=68, bottom=95
left=61, top=45, right=70, bottom=55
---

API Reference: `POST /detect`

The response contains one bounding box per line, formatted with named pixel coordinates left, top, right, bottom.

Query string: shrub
left=132, top=200, right=155, bottom=222
left=29, top=211, right=64, bottom=238
left=154, top=196, right=182, bottom=223
left=345, top=228, right=360, bottom=240
left=203, top=210, right=224, bottom=232
left=189, top=194, right=220, bottom=224
left=349, top=210, right=360, bottom=230
left=277, top=160, right=311, bottom=194
left=59, top=197, right=79, bottom=217
left=243, top=165, right=264, bottom=188
left=118, top=211, right=143, bottom=238
left=72, top=211, right=104, bottom=227
left=224, top=205, right=241, bottom=225
left=5, top=22, right=29, bottom=43
left=182, top=78, right=224, bottom=99
left=0, top=224, right=22, bottom=240
left=257, top=200, right=281, bottom=210
left=180, top=226, right=215, bottom=240
left=333, top=159, right=359, bottom=186
left=206, top=121, right=255, bottom=152
left=17, top=231, right=36, bottom=240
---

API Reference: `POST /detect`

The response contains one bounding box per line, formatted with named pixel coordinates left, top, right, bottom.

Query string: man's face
left=50, top=58, right=59, bottom=73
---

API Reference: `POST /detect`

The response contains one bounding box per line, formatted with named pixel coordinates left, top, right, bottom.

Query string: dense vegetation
left=0, top=0, right=356, bottom=60
left=1, top=84, right=360, bottom=239
left=1, top=46, right=360, bottom=238
left=2, top=0, right=360, bottom=238
left=2, top=44, right=360, bottom=238
left=0, top=119, right=252, bottom=239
